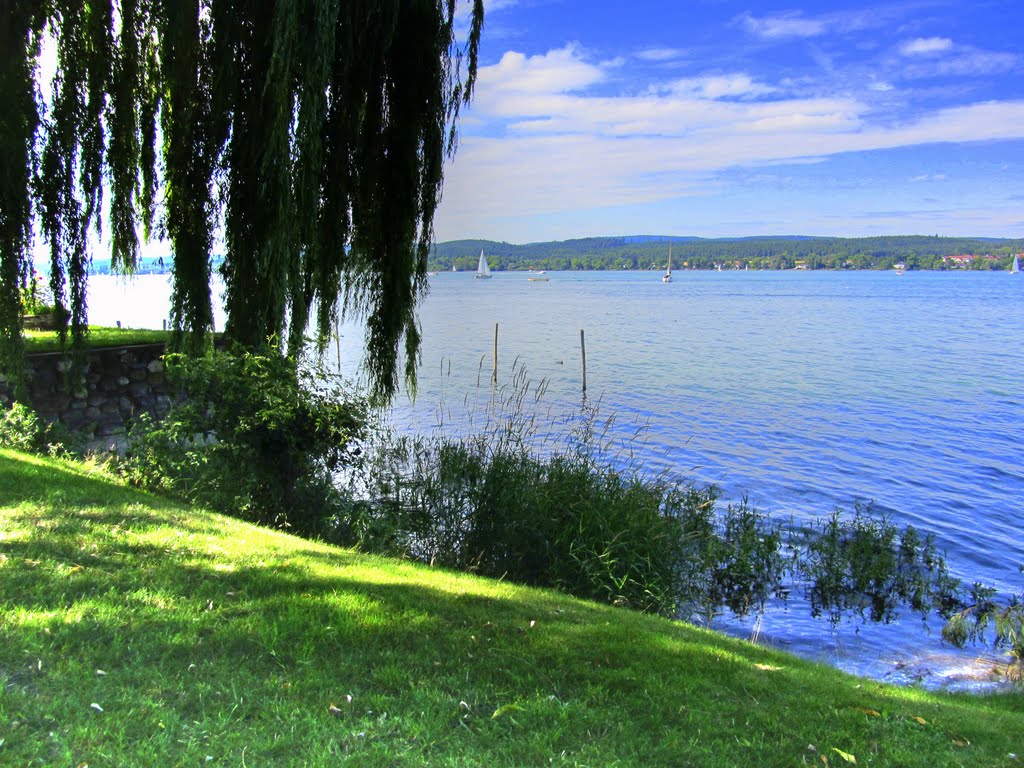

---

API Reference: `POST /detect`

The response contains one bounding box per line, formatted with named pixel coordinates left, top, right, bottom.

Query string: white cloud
left=738, top=12, right=826, bottom=39
left=900, top=37, right=953, bottom=56
left=898, top=44, right=1019, bottom=79
left=437, top=45, right=1024, bottom=239
left=932, top=49, right=1018, bottom=76
left=477, top=45, right=608, bottom=97
left=636, top=47, right=686, bottom=62
left=668, top=73, right=776, bottom=100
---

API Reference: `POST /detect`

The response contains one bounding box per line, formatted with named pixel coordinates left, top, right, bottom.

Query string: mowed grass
left=23, top=326, right=171, bottom=353
left=1, top=449, right=1021, bottom=767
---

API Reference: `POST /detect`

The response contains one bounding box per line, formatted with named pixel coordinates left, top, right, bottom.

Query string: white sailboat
left=1011, top=254, right=1020, bottom=274
left=475, top=249, right=492, bottom=279
left=662, top=244, right=672, bottom=283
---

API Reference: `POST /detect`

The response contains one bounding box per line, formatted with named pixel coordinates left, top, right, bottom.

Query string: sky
left=434, top=0, right=1024, bottom=243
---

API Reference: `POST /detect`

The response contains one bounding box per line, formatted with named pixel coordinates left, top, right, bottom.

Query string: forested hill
left=433, top=235, right=1024, bottom=272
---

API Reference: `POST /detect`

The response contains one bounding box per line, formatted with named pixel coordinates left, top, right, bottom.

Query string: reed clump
left=351, top=363, right=788, bottom=620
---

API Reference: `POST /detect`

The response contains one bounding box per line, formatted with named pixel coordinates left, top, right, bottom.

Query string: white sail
left=662, top=244, right=672, bottom=282
left=1012, top=254, right=1021, bottom=274
left=475, top=249, right=492, bottom=279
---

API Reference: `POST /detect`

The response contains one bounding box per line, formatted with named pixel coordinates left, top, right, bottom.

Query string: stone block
left=96, top=420, right=126, bottom=438
left=31, top=366, right=57, bottom=387
left=63, top=410, right=87, bottom=430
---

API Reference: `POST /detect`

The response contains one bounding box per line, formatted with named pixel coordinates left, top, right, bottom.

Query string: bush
left=0, top=402, right=70, bottom=455
left=360, top=428, right=694, bottom=614
left=356, top=389, right=789, bottom=619
left=796, top=503, right=959, bottom=625
left=674, top=487, right=787, bottom=624
left=942, top=572, right=1024, bottom=679
left=118, top=346, right=367, bottom=538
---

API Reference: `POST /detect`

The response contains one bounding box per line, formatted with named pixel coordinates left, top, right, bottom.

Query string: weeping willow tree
left=0, top=0, right=484, bottom=400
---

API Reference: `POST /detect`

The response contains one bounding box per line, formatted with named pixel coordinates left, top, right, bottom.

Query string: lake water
left=88, top=269, right=1024, bottom=689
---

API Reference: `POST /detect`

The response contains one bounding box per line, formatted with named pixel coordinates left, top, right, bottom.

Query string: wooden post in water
left=335, top=317, right=342, bottom=373
left=580, top=329, right=587, bottom=393
left=492, top=322, right=498, bottom=385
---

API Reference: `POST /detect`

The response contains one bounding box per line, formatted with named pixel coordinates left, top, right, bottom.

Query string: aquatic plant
left=942, top=572, right=1024, bottom=679
left=796, top=503, right=960, bottom=625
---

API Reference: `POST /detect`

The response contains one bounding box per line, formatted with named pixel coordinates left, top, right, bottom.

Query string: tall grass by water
left=349, top=362, right=984, bottom=643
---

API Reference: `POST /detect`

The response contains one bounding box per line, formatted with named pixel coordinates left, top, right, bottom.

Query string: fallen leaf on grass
left=858, top=708, right=881, bottom=718
left=910, top=716, right=927, bottom=725
left=328, top=705, right=344, bottom=718
left=832, top=747, right=856, bottom=763
left=492, top=704, right=525, bottom=719
left=754, top=663, right=782, bottom=672
left=953, top=738, right=970, bottom=748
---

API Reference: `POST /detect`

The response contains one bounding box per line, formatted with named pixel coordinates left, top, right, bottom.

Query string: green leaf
left=832, top=747, right=856, bottom=764
left=492, top=703, right=525, bottom=719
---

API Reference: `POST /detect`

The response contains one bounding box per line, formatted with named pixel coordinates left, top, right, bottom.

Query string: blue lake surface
left=90, top=269, right=1024, bottom=687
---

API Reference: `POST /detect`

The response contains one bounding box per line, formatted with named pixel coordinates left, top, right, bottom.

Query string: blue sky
left=435, top=0, right=1024, bottom=242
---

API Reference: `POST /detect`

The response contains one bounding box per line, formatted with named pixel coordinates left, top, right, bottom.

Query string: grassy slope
left=1, top=449, right=1021, bottom=767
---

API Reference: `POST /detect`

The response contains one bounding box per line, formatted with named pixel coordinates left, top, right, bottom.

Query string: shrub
left=942, top=571, right=1024, bottom=679
left=118, top=346, right=367, bottom=538
left=674, top=488, right=787, bottom=624
left=360, top=428, right=695, bottom=614
left=356, top=387, right=789, bottom=619
left=796, top=503, right=959, bottom=624
left=0, top=402, right=70, bottom=455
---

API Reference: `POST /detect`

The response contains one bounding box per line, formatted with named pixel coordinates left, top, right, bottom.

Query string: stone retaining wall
left=0, top=344, right=172, bottom=449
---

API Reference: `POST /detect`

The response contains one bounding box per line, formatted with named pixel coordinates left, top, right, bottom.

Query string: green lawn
left=23, top=326, right=171, bottom=353
left=1, top=448, right=1021, bottom=767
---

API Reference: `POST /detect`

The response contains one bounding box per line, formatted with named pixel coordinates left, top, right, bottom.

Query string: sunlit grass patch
left=1, top=448, right=1021, bottom=767
left=23, top=325, right=172, bottom=353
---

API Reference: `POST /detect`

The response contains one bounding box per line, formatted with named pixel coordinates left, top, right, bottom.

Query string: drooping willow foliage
left=0, top=0, right=484, bottom=400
